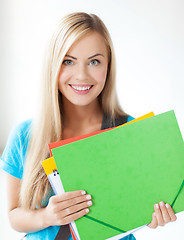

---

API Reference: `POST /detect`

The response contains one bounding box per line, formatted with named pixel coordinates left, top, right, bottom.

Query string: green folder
left=52, top=110, right=184, bottom=240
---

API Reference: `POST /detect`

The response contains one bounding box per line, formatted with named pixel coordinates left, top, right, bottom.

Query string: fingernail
left=159, top=201, right=165, bottom=207
left=87, top=201, right=92, bottom=206
left=81, top=191, right=86, bottom=195
left=86, top=195, right=91, bottom=200
left=166, top=203, right=170, bottom=208
left=85, top=208, right=89, bottom=213
left=155, top=204, right=159, bottom=209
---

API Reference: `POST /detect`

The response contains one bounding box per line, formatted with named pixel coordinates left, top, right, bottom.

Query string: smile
left=69, top=84, right=94, bottom=94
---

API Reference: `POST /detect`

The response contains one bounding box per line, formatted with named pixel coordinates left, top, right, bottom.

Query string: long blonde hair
left=20, top=12, right=127, bottom=209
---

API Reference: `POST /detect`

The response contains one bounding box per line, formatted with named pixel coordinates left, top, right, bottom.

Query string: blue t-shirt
left=0, top=117, right=136, bottom=240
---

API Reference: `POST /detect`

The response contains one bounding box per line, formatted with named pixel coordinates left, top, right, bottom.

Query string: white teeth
left=70, top=85, right=91, bottom=91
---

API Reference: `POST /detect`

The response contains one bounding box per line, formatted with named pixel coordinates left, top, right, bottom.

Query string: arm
left=7, top=173, right=93, bottom=233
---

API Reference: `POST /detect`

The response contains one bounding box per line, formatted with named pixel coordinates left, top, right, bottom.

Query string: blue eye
left=63, top=60, right=74, bottom=65
left=89, top=59, right=100, bottom=66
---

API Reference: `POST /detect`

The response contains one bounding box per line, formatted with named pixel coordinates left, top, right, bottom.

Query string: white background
left=0, top=0, right=183, bottom=239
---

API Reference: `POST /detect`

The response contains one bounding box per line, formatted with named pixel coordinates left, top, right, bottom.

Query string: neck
left=62, top=97, right=103, bottom=130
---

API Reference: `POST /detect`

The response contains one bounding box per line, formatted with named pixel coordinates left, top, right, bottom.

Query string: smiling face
left=58, top=31, right=108, bottom=108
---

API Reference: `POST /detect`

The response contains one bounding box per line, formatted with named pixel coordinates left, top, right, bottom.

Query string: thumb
left=147, top=212, right=158, bottom=229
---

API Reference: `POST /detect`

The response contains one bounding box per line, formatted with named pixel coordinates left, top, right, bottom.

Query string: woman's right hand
left=43, top=190, right=93, bottom=227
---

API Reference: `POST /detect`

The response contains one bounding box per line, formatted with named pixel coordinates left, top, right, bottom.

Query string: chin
left=62, top=94, right=100, bottom=107
left=72, top=101, right=93, bottom=107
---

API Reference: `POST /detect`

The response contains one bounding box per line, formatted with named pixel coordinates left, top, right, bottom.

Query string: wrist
left=40, top=207, right=50, bottom=229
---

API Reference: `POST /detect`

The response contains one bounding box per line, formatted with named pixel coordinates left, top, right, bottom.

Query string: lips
left=69, top=84, right=94, bottom=94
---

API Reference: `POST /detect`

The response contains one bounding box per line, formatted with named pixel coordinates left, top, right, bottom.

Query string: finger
left=154, top=203, right=165, bottom=226
left=53, top=194, right=92, bottom=212
left=62, top=208, right=90, bottom=225
left=51, top=190, right=87, bottom=203
left=159, top=201, right=171, bottom=223
left=165, top=203, right=177, bottom=222
left=147, top=212, right=158, bottom=229
left=62, top=194, right=92, bottom=207
left=62, top=200, right=93, bottom=218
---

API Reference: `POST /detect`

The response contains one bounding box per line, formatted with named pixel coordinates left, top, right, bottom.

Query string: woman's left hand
left=148, top=201, right=177, bottom=228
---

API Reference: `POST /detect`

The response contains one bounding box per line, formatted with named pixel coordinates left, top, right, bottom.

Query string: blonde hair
left=20, top=12, right=127, bottom=209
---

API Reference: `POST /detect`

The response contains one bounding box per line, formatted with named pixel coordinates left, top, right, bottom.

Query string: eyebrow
left=88, top=54, right=104, bottom=59
left=65, top=53, right=104, bottom=60
left=65, top=55, right=77, bottom=60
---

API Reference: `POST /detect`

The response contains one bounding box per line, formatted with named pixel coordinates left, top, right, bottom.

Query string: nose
left=75, top=63, right=88, bottom=81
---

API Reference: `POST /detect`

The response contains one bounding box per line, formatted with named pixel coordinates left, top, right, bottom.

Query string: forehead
left=66, top=31, right=108, bottom=57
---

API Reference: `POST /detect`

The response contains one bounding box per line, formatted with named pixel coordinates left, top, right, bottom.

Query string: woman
left=0, top=12, right=176, bottom=240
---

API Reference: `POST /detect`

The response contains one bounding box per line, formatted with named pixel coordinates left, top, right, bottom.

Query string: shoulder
left=4, top=119, right=33, bottom=151
left=8, top=119, right=33, bottom=148
left=0, top=119, right=33, bottom=179
left=6, top=119, right=33, bottom=151
left=11, top=119, right=32, bottom=137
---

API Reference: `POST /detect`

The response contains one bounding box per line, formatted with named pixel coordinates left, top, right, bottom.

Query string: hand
left=148, top=201, right=177, bottom=228
left=43, top=190, right=93, bottom=227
